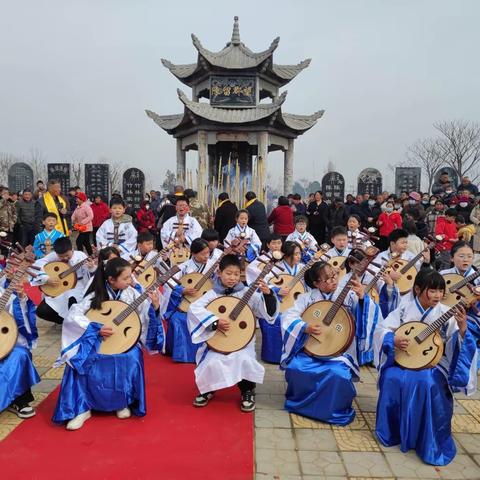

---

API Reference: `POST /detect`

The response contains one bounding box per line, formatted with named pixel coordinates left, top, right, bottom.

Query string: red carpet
left=0, top=355, right=254, bottom=480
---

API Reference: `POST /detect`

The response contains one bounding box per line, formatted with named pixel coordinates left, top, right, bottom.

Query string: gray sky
left=0, top=0, right=479, bottom=193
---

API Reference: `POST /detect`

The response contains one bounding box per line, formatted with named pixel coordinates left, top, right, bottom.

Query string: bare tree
left=70, top=155, right=85, bottom=189
left=28, top=147, right=47, bottom=182
left=0, top=152, right=17, bottom=186
left=405, top=138, right=444, bottom=193
left=434, top=120, right=480, bottom=182
left=106, top=160, right=124, bottom=195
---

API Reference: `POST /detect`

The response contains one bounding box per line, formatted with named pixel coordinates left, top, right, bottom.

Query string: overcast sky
left=0, top=0, right=478, bottom=192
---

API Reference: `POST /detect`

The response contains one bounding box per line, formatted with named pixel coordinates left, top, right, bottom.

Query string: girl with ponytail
left=52, top=256, right=163, bottom=431
left=280, top=252, right=382, bottom=426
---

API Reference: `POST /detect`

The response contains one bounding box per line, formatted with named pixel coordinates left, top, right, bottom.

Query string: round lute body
left=302, top=300, right=355, bottom=357
left=442, top=273, right=477, bottom=307
left=328, top=256, right=347, bottom=281
left=170, top=246, right=190, bottom=266
left=86, top=300, right=142, bottom=355
left=394, top=321, right=444, bottom=370
left=40, top=261, right=77, bottom=297
left=178, top=273, right=214, bottom=313
left=205, top=297, right=256, bottom=354
left=136, top=263, right=157, bottom=289
left=386, top=258, right=417, bottom=295
left=270, top=274, right=306, bottom=312
left=0, top=310, right=18, bottom=360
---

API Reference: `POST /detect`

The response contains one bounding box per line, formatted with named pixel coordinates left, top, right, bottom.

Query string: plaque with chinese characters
left=357, top=168, right=383, bottom=196
left=47, top=163, right=71, bottom=194
left=8, top=162, right=34, bottom=192
left=85, top=164, right=109, bottom=201
left=321, top=172, right=345, bottom=203
left=122, top=168, right=145, bottom=210
left=395, top=167, right=421, bottom=195
left=210, top=76, right=256, bottom=106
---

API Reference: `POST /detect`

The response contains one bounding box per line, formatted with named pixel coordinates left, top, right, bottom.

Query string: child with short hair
left=327, top=226, right=351, bottom=258
left=455, top=215, right=475, bottom=244
left=346, top=214, right=369, bottom=249
left=33, top=212, right=65, bottom=259
left=245, top=233, right=283, bottom=285
left=286, top=215, right=318, bottom=262
left=52, top=257, right=162, bottom=430
left=201, top=228, right=223, bottom=262
left=224, top=210, right=262, bottom=262
left=96, top=198, right=138, bottom=260
left=32, top=237, right=95, bottom=324
left=187, top=254, right=278, bottom=411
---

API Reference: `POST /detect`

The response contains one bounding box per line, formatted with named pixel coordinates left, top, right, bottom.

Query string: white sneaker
left=116, top=407, right=131, bottom=419
left=66, top=410, right=92, bottom=430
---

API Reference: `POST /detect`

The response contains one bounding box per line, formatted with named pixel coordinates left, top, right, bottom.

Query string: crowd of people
left=0, top=170, right=479, bottom=468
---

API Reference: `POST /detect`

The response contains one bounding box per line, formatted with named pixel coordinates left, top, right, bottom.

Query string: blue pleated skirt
left=376, top=365, right=455, bottom=466
left=0, top=346, right=40, bottom=412
left=259, top=317, right=282, bottom=364
left=165, top=310, right=198, bottom=363
left=284, top=352, right=356, bottom=425
left=52, top=345, right=146, bottom=423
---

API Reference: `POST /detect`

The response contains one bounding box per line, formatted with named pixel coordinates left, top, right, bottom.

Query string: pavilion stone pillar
left=284, top=139, right=294, bottom=195
left=257, top=131, right=268, bottom=204
left=197, top=130, right=208, bottom=204
left=176, top=138, right=186, bottom=186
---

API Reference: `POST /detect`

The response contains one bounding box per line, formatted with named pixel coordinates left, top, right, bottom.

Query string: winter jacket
left=136, top=202, right=156, bottom=233
left=377, top=211, right=402, bottom=237
left=214, top=200, right=238, bottom=242
left=434, top=217, right=458, bottom=252
left=71, top=202, right=94, bottom=232
left=246, top=199, right=270, bottom=241
left=16, top=199, right=36, bottom=226
left=0, top=199, right=17, bottom=232
left=91, top=201, right=110, bottom=228
left=268, top=205, right=294, bottom=235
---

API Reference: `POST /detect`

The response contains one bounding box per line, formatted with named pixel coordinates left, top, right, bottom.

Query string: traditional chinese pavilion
left=146, top=16, right=323, bottom=202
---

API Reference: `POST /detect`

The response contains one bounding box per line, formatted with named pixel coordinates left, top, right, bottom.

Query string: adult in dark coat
left=214, top=192, right=238, bottom=242
left=360, top=199, right=381, bottom=230
left=245, top=191, right=270, bottom=244
left=306, top=191, right=330, bottom=244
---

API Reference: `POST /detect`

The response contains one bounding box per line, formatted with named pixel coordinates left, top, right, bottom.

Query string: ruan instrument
left=270, top=243, right=330, bottom=312
left=134, top=243, right=175, bottom=289
left=442, top=270, right=480, bottom=307
left=170, top=218, right=190, bottom=265
left=206, top=252, right=283, bottom=354
left=302, top=246, right=379, bottom=358
left=0, top=246, right=36, bottom=360
left=86, top=265, right=180, bottom=355
left=40, top=252, right=98, bottom=298
left=394, top=291, right=480, bottom=369
left=362, top=253, right=399, bottom=304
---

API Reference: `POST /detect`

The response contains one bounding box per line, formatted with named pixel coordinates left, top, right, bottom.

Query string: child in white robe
left=52, top=257, right=162, bottom=430
left=31, top=237, right=95, bottom=324
left=96, top=198, right=138, bottom=260
left=286, top=215, right=318, bottom=263
left=245, top=233, right=283, bottom=286
left=224, top=210, right=262, bottom=263
left=187, top=254, right=278, bottom=412
left=201, top=228, right=223, bottom=263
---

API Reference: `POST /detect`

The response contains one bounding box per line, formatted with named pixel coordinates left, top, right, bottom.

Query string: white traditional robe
left=96, top=219, right=138, bottom=260
left=224, top=224, right=261, bottom=256
left=160, top=214, right=203, bottom=247
left=187, top=286, right=279, bottom=394
left=286, top=230, right=318, bottom=251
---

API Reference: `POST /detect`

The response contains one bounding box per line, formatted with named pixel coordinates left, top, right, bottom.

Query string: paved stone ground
left=1, top=321, right=480, bottom=480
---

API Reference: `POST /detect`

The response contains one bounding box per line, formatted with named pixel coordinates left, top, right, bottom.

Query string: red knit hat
left=76, top=192, right=87, bottom=202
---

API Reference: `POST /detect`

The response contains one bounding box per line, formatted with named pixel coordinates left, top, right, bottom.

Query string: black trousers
left=14, top=388, right=34, bottom=407
left=237, top=379, right=256, bottom=393
left=37, top=297, right=77, bottom=324
left=92, top=227, right=99, bottom=246
left=76, top=231, right=92, bottom=255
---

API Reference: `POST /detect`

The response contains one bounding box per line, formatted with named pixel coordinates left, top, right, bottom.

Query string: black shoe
left=193, top=392, right=214, bottom=407
left=241, top=390, right=256, bottom=412
left=8, top=403, right=36, bottom=419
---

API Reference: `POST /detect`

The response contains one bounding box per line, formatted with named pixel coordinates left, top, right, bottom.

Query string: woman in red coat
left=90, top=195, right=110, bottom=245
left=377, top=201, right=402, bottom=250
left=268, top=196, right=294, bottom=241
left=136, top=200, right=156, bottom=234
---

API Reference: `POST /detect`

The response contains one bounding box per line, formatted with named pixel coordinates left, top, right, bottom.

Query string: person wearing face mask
left=360, top=197, right=381, bottom=229
left=426, top=200, right=445, bottom=235
left=455, top=195, right=473, bottom=221
left=136, top=200, right=156, bottom=234
left=402, top=192, right=425, bottom=222
left=442, top=183, right=457, bottom=206
left=377, top=201, right=402, bottom=251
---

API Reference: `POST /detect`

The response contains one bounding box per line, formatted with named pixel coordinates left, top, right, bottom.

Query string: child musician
left=160, top=195, right=203, bottom=248
left=133, top=231, right=158, bottom=263
left=326, top=226, right=352, bottom=259
left=373, top=270, right=478, bottom=465
left=286, top=215, right=318, bottom=262
left=33, top=212, right=65, bottom=259
left=346, top=214, right=370, bottom=249
left=280, top=258, right=381, bottom=425
left=96, top=198, right=138, bottom=260
left=261, top=241, right=304, bottom=364
left=187, top=254, right=278, bottom=411
left=52, top=257, right=162, bottom=430
left=163, top=238, right=218, bottom=363
left=246, top=233, right=283, bottom=286
left=224, top=210, right=262, bottom=262
left=201, top=229, right=223, bottom=262
left=32, top=237, right=95, bottom=324
left=0, top=279, right=40, bottom=418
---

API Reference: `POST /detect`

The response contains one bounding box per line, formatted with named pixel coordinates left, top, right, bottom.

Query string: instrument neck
left=453, top=270, right=480, bottom=290
left=60, top=257, right=88, bottom=278
left=415, top=300, right=466, bottom=343
left=364, top=266, right=386, bottom=294
left=0, top=268, right=25, bottom=311
left=194, top=254, right=225, bottom=290
left=400, top=248, right=426, bottom=274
